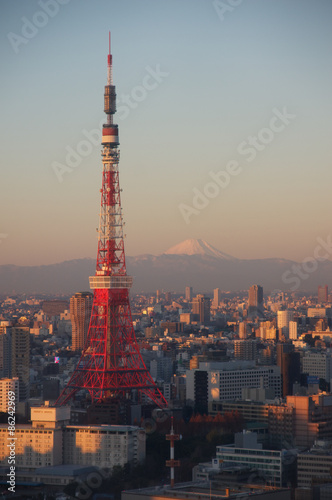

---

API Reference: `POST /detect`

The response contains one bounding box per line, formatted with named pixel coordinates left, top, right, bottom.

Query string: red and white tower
left=166, top=417, right=180, bottom=488
left=56, top=34, right=167, bottom=409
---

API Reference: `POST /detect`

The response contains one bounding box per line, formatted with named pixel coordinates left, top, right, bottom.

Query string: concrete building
left=0, top=405, right=145, bottom=471
left=277, top=311, right=294, bottom=338
left=63, top=424, right=145, bottom=469
left=212, top=288, right=221, bottom=309
left=297, top=440, right=332, bottom=488
left=248, top=285, right=264, bottom=317
left=289, top=321, right=298, bottom=340
left=214, top=432, right=286, bottom=487
left=318, top=285, right=328, bottom=304
left=0, top=324, right=11, bottom=378
left=259, top=321, right=277, bottom=340
left=11, top=326, right=30, bottom=401
left=277, top=343, right=300, bottom=397
left=238, top=321, right=248, bottom=339
left=0, top=377, right=19, bottom=412
left=150, top=356, right=173, bottom=382
left=210, top=395, right=332, bottom=450
left=234, top=339, right=257, bottom=361
left=70, top=292, right=93, bottom=351
left=186, top=361, right=281, bottom=405
left=302, top=351, right=332, bottom=383
left=185, top=286, right=193, bottom=302
left=0, top=406, right=70, bottom=468
left=307, top=308, right=327, bottom=318
left=192, top=294, right=210, bottom=324
left=286, top=394, right=332, bottom=448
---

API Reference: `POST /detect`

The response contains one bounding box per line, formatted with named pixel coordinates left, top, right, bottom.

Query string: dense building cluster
left=1, top=285, right=332, bottom=497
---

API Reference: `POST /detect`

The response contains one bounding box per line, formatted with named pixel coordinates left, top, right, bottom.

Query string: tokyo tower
left=56, top=34, right=167, bottom=409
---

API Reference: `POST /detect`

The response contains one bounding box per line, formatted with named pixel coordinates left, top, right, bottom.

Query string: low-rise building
left=0, top=405, right=145, bottom=471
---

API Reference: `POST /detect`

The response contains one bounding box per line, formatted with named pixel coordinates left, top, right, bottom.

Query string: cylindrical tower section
left=104, top=85, right=116, bottom=115
left=102, top=124, right=119, bottom=146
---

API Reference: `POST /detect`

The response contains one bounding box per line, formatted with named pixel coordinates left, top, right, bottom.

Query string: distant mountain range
left=0, top=239, right=331, bottom=295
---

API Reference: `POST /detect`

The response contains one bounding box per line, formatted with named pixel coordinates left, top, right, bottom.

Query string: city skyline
left=1, top=0, right=332, bottom=266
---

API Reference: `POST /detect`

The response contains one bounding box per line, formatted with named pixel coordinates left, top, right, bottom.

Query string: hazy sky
left=1, top=0, right=332, bottom=266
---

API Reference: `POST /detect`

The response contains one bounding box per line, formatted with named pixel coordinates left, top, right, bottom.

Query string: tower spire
left=108, top=31, right=113, bottom=86
left=55, top=34, right=167, bottom=409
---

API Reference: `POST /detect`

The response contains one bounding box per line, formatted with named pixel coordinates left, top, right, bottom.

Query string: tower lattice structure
left=56, top=35, right=167, bottom=408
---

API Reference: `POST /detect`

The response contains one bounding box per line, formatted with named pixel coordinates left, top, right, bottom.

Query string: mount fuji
left=164, top=239, right=236, bottom=260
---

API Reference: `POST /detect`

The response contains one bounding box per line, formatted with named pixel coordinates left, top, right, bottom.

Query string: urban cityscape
left=1, top=1, right=332, bottom=500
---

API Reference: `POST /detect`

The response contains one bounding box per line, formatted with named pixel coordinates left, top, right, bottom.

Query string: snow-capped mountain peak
left=164, top=239, right=235, bottom=260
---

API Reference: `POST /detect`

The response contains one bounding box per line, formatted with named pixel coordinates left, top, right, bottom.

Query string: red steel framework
left=56, top=34, right=167, bottom=408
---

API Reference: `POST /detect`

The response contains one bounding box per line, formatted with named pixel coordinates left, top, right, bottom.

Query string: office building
left=185, top=286, right=193, bottom=302
left=186, top=361, right=281, bottom=405
left=302, top=351, right=332, bottom=382
left=150, top=356, right=173, bottom=382
left=63, top=425, right=145, bottom=468
left=0, top=405, right=145, bottom=470
left=277, top=343, right=300, bottom=397
left=0, top=406, right=70, bottom=468
left=287, top=394, right=332, bottom=448
left=234, top=340, right=257, bottom=361
left=70, top=292, right=93, bottom=351
left=0, top=377, right=19, bottom=412
left=289, top=321, right=298, bottom=340
left=297, top=441, right=332, bottom=488
left=212, top=288, right=221, bottom=309
left=277, top=310, right=294, bottom=338
left=214, top=432, right=285, bottom=487
left=307, top=308, right=326, bottom=318
left=248, top=285, right=263, bottom=317
left=11, top=326, right=30, bottom=401
left=318, top=285, right=328, bottom=304
left=238, top=322, right=247, bottom=339
left=192, top=294, right=210, bottom=324
left=0, top=324, right=11, bottom=378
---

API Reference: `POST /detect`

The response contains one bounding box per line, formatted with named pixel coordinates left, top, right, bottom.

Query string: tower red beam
left=55, top=34, right=167, bottom=409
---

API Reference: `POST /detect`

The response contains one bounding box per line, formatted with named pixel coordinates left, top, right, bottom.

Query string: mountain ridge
left=0, top=240, right=331, bottom=294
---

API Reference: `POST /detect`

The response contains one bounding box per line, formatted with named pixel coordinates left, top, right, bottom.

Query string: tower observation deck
left=55, top=34, right=167, bottom=409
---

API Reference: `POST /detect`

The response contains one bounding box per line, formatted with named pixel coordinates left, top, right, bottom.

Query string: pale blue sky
left=1, top=0, right=332, bottom=265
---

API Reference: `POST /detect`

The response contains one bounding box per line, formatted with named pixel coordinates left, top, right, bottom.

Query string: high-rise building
left=192, top=294, right=210, bottom=324
left=165, top=292, right=172, bottom=304
left=185, top=286, right=193, bottom=302
left=70, top=292, right=93, bottom=351
left=11, top=326, right=30, bottom=401
left=212, top=288, right=221, bottom=309
left=277, top=343, right=300, bottom=397
left=0, top=324, right=11, bottom=378
left=277, top=310, right=294, bottom=338
left=234, top=340, right=257, bottom=361
left=238, top=321, right=247, bottom=339
left=248, top=285, right=263, bottom=317
left=289, top=321, right=298, bottom=340
left=318, top=285, right=328, bottom=304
